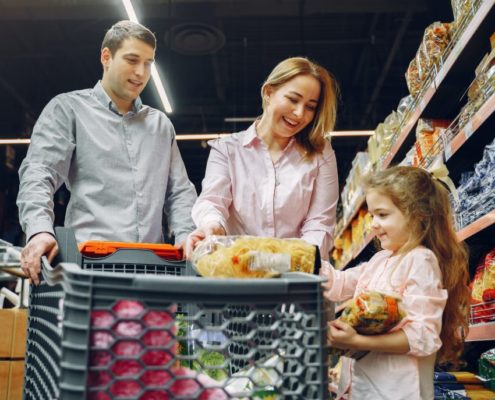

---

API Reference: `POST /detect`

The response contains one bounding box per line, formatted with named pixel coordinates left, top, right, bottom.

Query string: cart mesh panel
left=23, top=277, right=63, bottom=400
left=43, top=265, right=329, bottom=400
left=23, top=249, right=187, bottom=400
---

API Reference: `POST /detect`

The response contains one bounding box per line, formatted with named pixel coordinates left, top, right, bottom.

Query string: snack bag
left=330, top=291, right=406, bottom=359
left=192, top=235, right=319, bottom=278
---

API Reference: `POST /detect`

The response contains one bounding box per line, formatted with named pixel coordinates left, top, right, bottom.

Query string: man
left=17, top=20, right=197, bottom=284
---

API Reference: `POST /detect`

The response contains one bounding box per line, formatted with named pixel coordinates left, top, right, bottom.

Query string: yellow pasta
left=194, top=236, right=316, bottom=278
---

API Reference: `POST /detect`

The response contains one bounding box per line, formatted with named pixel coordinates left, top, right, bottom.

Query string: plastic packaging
left=191, top=235, right=318, bottom=278
left=330, top=291, right=406, bottom=359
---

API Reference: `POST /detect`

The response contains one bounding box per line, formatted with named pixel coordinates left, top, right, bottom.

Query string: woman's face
left=264, top=74, right=321, bottom=141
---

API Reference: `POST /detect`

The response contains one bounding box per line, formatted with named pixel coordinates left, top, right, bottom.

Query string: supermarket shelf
left=338, top=232, right=375, bottom=271
left=445, top=91, right=495, bottom=160
left=333, top=194, right=365, bottom=241
left=382, top=88, right=435, bottom=169
left=352, top=233, right=375, bottom=259
left=465, top=321, right=495, bottom=341
left=456, top=211, right=495, bottom=241
left=338, top=209, right=495, bottom=269
left=382, top=0, right=495, bottom=168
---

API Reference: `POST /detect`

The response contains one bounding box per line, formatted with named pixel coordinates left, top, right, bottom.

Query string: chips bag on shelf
left=330, top=291, right=406, bottom=359
left=191, top=235, right=319, bottom=278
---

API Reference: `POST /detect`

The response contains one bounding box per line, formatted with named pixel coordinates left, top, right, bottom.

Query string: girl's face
left=366, top=189, right=411, bottom=254
left=264, top=74, right=321, bottom=141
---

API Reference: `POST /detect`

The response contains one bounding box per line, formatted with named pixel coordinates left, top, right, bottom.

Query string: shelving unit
left=332, top=1, right=495, bottom=261
left=466, top=321, right=495, bottom=342
left=457, top=210, right=495, bottom=241
left=445, top=91, right=495, bottom=160
left=333, top=1, right=495, bottom=348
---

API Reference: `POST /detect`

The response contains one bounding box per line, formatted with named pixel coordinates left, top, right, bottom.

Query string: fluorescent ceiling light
left=0, top=139, right=31, bottom=145
left=121, top=0, right=172, bottom=113
left=224, top=117, right=257, bottom=123
left=327, top=130, right=374, bottom=137
left=0, top=131, right=374, bottom=145
left=0, top=135, right=230, bottom=144
left=176, top=134, right=231, bottom=141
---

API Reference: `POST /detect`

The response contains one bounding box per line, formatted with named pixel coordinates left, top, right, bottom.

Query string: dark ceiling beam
left=0, top=0, right=428, bottom=20
left=352, top=13, right=380, bottom=87
left=360, top=11, right=412, bottom=127
left=0, top=75, right=36, bottom=120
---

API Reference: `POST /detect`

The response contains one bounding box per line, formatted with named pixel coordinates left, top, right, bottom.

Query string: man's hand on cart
left=185, top=222, right=226, bottom=259
left=21, top=232, right=58, bottom=285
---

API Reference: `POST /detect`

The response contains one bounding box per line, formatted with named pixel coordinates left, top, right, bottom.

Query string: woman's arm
left=191, top=140, right=233, bottom=231
left=300, top=145, right=339, bottom=259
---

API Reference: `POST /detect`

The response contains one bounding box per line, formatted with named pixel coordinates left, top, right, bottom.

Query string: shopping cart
left=23, top=228, right=188, bottom=400
left=23, top=228, right=331, bottom=399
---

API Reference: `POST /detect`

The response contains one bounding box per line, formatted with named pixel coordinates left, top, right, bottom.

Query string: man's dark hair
left=101, top=20, right=156, bottom=55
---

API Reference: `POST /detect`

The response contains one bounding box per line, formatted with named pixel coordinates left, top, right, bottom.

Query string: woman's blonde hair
left=363, top=166, right=470, bottom=365
left=261, top=57, right=339, bottom=157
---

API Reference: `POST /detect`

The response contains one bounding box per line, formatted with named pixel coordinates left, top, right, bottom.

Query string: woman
left=186, top=57, right=339, bottom=260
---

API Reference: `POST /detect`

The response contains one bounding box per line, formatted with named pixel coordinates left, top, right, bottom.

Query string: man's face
left=101, top=37, right=155, bottom=111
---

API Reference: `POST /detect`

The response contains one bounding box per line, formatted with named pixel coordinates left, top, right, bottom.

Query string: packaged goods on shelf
left=406, top=58, right=422, bottom=97
left=469, top=248, right=495, bottom=325
left=340, top=152, right=370, bottom=223
left=462, top=49, right=495, bottom=124
left=434, top=370, right=495, bottom=399
left=479, top=348, right=495, bottom=390
left=451, top=0, right=475, bottom=25
left=333, top=230, right=353, bottom=270
left=455, top=138, right=495, bottom=229
left=406, top=22, right=453, bottom=97
left=413, top=119, right=451, bottom=165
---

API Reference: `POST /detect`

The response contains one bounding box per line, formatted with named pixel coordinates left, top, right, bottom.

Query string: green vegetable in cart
left=192, top=349, right=229, bottom=381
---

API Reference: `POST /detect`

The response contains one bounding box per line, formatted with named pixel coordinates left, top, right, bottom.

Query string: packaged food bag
left=192, top=235, right=319, bottom=278
left=330, top=291, right=406, bottom=359
left=478, top=348, right=495, bottom=390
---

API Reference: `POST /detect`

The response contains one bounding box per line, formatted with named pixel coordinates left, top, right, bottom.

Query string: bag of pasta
left=330, top=291, right=406, bottom=360
left=191, top=235, right=320, bottom=278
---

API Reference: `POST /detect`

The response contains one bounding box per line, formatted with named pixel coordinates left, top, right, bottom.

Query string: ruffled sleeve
left=399, top=248, right=448, bottom=357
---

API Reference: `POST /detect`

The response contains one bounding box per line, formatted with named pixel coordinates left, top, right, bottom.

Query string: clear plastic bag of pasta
left=330, top=291, right=406, bottom=360
left=191, top=235, right=320, bottom=278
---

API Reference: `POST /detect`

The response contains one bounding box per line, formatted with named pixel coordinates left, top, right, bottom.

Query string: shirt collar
left=242, top=122, right=260, bottom=146
left=242, top=119, right=296, bottom=150
left=93, top=81, right=143, bottom=115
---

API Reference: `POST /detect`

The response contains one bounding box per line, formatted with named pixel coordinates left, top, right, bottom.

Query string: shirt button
left=137, top=192, right=143, bottom=198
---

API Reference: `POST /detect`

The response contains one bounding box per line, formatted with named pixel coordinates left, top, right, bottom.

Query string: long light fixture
left=0, top=139, right=31, bottom=145
left=0, top=135, right=230, bottom=145
left=0, top=131, right=374, bottom=145
left=121, top=0, right=172, bottom=113
left=327, top=130, right=374, bottom=137
left=224, top=117, right=257, bottom=123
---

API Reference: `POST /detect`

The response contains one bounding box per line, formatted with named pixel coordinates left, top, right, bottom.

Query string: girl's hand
left=328, top=319, right=359, bottom=350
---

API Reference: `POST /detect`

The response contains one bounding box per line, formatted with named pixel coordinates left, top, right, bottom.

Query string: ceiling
left=0, top=0, right=454, bottom=192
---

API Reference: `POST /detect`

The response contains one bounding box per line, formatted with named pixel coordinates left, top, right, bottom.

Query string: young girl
left=322, top=166, right=470, bottom=400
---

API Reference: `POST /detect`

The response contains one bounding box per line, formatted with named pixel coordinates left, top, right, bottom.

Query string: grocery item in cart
left=88, top=299, right=227, bottom=399
left=192, top=235, right=318, bottom=278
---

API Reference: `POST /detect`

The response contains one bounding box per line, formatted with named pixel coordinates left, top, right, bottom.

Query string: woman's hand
left=184, top=222, right=226, bottom=259
left=328, top=319, right=360, bottom=350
